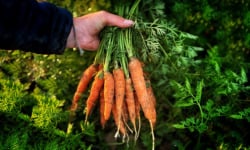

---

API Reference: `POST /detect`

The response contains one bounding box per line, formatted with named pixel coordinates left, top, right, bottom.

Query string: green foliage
left=31, top=94, right=66, bottom=129
left=0, top=79, right=26, bottom=113
left=0, top=49, right=98, bottom=149
left=230, top=108, right=250, bottom=122
left=47, top=0, right=111, bottom=15
left=165, top=0, right=250, bottom=56
left=153, top=45, right=250, bottom=148
left=0, top=129, right=29, bottom=150
left=1, top=0, right=250, bottom=149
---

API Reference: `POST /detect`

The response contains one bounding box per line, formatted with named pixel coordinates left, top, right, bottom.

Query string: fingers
left=99, top=11, right=134, bottom=28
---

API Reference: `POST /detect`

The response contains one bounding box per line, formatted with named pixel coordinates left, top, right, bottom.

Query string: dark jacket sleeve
left=0, top=0, right=73, bottom=54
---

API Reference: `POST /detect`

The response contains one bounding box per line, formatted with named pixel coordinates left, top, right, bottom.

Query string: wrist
left=66, top=19, right=85, bottom=55
left=66, top=27, right=76, bottom=48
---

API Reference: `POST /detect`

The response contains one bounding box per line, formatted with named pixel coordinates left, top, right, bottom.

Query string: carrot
left=103, top=71, right=115, bottom=121
left=134, top=93, right=141, bottom=120
left=113, top=68, right=126, bottom=130
left=122, top=100, right=129, bottom=123
left=146, top=79, right=156, bottom=107
left=128, top=57, right=156, bottom=126
left=71, top=64, right=98, bottom=111
left=129, top=57, right=156, bottom=149
left=85, top=70, right=104, bottom=121
left=125, top=78, right=137, bottom=136
left=99, top=89, right=106, bottom=128
left=134, top=92, right=141, bottom=140
left=144, top=72, right=156, bottom=107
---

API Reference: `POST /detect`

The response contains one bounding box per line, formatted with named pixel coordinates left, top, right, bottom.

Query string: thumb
left=101, top=11, right=134, bottom=28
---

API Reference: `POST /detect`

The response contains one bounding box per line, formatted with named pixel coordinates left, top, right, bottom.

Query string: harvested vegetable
left=129, top=57, right=156, bottom=125
left=103, top=71, right=115, bottom=121
left=113, top=67, right=126, bottom=132
left=68, top=0, right=198, bottom=149
left=85, top=70, right=104, bottom=121
left=70, top=64, right=98, bottom=111
left=125, top=78, right=137, bottom=138
left=99, top=89, right=106, bottom=128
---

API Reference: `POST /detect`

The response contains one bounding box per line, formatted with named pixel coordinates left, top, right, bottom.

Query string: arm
left=0, top=0, right=72, bottom=54
left=0, top=1, right=134, bottom=54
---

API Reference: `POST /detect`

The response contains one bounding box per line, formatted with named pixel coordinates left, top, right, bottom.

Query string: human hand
left=66, top=11, right=134, bottom=51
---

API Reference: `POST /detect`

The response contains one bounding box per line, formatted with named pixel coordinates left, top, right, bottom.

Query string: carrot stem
left=128, top=0, right=141, bottom=19
left=104, top=33, right=113, bottom=72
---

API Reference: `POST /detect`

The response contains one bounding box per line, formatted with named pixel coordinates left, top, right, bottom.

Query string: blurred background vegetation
left=0, top=0, right=249, bottom=149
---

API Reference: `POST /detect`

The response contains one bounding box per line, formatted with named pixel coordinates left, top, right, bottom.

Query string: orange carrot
left=128, top=57, right=156, bottom=126
left=85, top=70, right=104, bottom=121
left=144, top=72, right=156, bottom=107
left=146, top=79, right=156, bottom=107
left=103, top=71, right=115, bottom=121
left=71, top=64, right=98, bottom=111
left=134, top=91, right=141, bottom=140
left=133, top=92, right=141, bottom=120
left=113, top=68, right=126, bottom=130
left=129, top=57, right=156, bottom=148
left=125, top=78, right=136, bottom=133
left=99, top=89, right=106, bottom=128
left=122, top=100, right=129, bottom=123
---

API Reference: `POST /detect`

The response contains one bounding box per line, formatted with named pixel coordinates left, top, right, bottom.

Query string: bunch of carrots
left=68, top=0, right=160, bottom=149
left=66, top=0, right=200, bottom=149
left=69, top=29, right=157, bottom=144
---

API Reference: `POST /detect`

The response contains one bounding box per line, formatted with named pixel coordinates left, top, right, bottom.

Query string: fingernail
left=124, top=19, right=134, bottom=26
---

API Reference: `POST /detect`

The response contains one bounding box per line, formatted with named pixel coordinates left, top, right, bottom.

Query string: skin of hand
left=66, top=11, right=134, bottom=51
